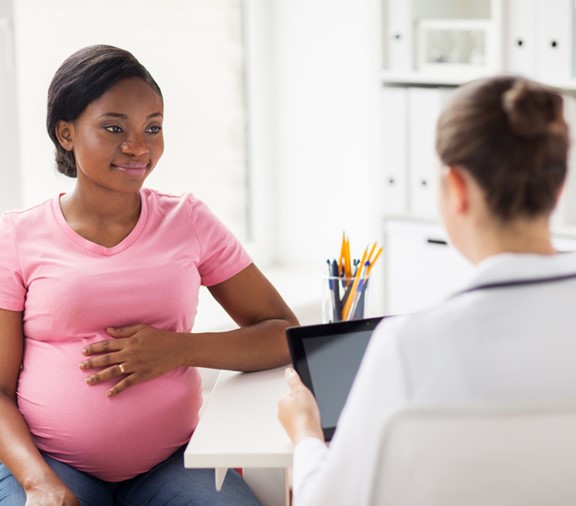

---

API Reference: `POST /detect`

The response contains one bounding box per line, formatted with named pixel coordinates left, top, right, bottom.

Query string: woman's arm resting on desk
left=0, top=309, right=80, bottom=505
left=80, top=264, right=299, bottom=397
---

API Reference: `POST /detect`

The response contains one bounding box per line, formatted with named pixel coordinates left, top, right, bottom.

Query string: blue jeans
left=0, top=446, right=261, bottom=505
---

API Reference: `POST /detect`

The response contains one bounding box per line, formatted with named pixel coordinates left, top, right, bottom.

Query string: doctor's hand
left=78, top=324, right=183, bottom=397
left=278, top=367, right=324, bottom=444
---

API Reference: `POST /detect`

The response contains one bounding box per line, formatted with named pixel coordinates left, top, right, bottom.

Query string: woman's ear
left=443, top=165, right=470, bottom=215
left=55, top=121, right=74, bottom=151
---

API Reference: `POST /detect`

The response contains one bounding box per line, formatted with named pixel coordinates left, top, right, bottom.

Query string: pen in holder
left=323, top=234, right=382, bottom=323
left=322, top=273, right=370, bottom=323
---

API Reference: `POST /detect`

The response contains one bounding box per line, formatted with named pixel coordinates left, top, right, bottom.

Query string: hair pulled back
left=436, top=76, right=569, bottom=221
left=46, top=45, right=162, bottom=178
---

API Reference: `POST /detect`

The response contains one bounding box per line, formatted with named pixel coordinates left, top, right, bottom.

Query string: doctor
left=278, top=75, right=576, bottom=505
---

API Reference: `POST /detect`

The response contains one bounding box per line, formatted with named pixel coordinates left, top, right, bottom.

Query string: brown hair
left=436, top=76, right=569, bottom=221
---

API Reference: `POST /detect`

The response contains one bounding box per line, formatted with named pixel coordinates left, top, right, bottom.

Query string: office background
left=3, top=0, right=576, bottom=323
left=0, top=0, right=382, bottom=268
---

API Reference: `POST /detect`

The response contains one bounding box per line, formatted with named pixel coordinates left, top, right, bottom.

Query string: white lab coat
left=292, top=252, right=576, bottom=506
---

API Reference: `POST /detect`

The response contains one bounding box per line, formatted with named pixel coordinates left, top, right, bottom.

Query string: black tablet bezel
left=285, top=316, right=385, bottom=440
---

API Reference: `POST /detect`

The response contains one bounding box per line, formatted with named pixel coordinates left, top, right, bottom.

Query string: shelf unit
left=380, top=69, right=576, bottom=93
left=382, top=0, right=501, bottom=80
left=378, top=0, right=576, bottom=313
left=381, top=0, right=576, bottom=88
left=379, top=0, right=576, bottom=228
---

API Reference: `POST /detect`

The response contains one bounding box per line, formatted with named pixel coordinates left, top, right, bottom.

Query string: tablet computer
left=285, top=316, right=386, bottom=441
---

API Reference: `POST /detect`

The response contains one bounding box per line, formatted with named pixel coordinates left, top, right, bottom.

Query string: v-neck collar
left=51, top=190, right=149, bottom=256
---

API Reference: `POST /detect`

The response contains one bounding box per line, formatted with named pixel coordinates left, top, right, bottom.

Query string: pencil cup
left=322, top=275, right=369, bottom=323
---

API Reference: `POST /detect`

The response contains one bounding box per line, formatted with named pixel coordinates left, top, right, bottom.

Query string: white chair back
left=371, top=402, right=576, bottom=505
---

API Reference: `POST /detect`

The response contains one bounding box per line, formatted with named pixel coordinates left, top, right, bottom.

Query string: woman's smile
left=113, top=161, right=149, bottom=177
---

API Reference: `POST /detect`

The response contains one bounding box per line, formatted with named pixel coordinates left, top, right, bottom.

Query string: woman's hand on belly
left=78, top=324, right=185, bottom=397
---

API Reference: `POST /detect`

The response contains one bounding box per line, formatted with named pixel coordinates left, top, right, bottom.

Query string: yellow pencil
left=339, top=231, right=346, bottom=276
left=344, top=235, right=352, bottom=280
left=366, top=242, right=377, bottom=265
left=341, top=246, right=368, bottom=320
left=366, top=246, right=383, bottom=277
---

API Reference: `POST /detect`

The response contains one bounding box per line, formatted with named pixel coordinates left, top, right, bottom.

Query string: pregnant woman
left=0, top=44, right=298, bottom=505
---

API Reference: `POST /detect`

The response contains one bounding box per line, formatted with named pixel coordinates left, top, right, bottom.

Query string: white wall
left=0, top=0, right=21, bottom=213
left=267, top=0, right=384, bottom=269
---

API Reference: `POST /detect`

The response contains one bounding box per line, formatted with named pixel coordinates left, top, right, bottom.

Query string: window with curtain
left=14, top=0, right=250, bottom=239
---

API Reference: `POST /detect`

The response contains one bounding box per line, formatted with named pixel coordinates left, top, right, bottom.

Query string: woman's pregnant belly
left=17, top=339, right=202, bottom=482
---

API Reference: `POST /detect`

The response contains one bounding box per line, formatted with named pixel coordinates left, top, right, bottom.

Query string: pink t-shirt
left=0, top=188, right=252, bottom=481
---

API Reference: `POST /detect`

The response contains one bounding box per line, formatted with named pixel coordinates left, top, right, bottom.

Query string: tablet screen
left=303, top=328, right=373, bottom=431
left=286, top=316, right=385, bottom=440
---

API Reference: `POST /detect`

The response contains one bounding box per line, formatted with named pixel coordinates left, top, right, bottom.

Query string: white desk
left=184, top=367, right=293, bottom=506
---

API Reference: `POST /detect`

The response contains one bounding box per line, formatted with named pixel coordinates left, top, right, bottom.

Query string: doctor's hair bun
left=436, top=75, right=569, bottom=221
left=502, top=80, right=565, bottom=137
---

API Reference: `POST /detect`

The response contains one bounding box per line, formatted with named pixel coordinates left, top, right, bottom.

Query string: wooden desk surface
left=184, top=366, right=293, bottom=469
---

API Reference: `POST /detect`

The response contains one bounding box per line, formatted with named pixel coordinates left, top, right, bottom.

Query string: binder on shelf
left=386, top=0, right=413, bottom=72
left=504, top=0, right=537, bottom=75
left=407, top=87, right=453, bottom=220
left=536, top=0, right=574, bottom=80
left=381, top=87, right=408, bottom=215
